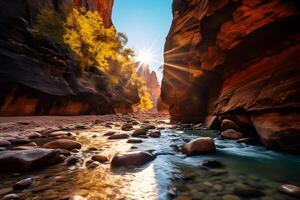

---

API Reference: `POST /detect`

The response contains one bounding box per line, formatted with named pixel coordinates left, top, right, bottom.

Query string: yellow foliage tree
left=35, top=8, right=153, bottom=111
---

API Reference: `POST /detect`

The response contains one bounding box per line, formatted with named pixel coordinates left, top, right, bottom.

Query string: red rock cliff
left=137, top=64, right=161, bottom=110
left=0, top=0, right=138, bottom=116
left=161, top=0, right=300, bottom=153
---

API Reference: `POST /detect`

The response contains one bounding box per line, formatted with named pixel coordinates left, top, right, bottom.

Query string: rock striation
left=161, top=0, right=300, bottom=153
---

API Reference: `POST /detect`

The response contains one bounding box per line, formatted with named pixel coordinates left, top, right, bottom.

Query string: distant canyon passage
left=161, top=0, right=300, bottom=153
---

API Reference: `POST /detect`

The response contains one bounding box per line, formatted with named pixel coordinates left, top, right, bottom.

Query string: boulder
left=278, top=184, right=300, bottom=198
left=221, top=119, right=241, bottom=131
left=182, top=137, right=216, bottom=156
left=221, top=129, right=244, bottom=140
left=107, top=133, right=129, bottom=140
left=86, top=161, right=99, bottom=169
left=111, top=151, right=154, bottom=168
left=121, top=123, right=133, bottom=131
left=0, top=149, right=59, bottom=173
left=91, top=155, right=108, bottom=163
left=132, top=128, right=147, bottom=137
left=43, top=139, right=81, bottom=151
left=148, top=131, right=161, bottom=138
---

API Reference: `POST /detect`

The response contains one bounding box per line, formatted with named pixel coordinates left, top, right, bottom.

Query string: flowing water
left=1, top=122, right=300, bottom=200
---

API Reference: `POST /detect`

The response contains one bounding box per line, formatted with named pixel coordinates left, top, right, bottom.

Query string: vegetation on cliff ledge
left=35, top=8, right=153, bottom=111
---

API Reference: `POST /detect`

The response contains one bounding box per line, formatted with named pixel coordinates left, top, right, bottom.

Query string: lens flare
left=136, top=51, right=153, bottom=65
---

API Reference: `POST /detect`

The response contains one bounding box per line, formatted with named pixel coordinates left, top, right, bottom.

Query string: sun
left=136, top=51, right=153, bottom=65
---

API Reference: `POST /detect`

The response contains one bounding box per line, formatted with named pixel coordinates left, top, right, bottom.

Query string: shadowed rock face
left=161, top=0, right=300, bottom=153
left=0, top=0, right=139, bottom=116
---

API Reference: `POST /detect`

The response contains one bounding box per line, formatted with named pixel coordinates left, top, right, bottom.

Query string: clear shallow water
left=0, top=124, right=300, bottom=200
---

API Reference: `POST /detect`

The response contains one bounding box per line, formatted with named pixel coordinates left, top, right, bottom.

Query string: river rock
left=86, top=161, right=99, bottom=169
left=121, top=123, right=133, bottom=131
left=127, top=139, right=143, bottom=144
left=221, top=129, right=244, bottom=140
left=2, top=194, right=20, bottom=200
left=103, top=131, right=116, bottom=136
left=278, top=184, right=300, bottom=198
left=0, top=149, right=59, bottom=173
left=0, top=140, right=11, bottom=147
left=234, top=183, right=263, bottom=197
left=108, top=133, right=129, bottom=140
left=43, top=139, right=82, bottom=151
left=48, top=131, right=70, bottom=137
left=132, top=128, right=147, bottom=137
left=91, top=155, right=108, bottom=163
left=221, top=119, right=240, bottom=131
left=201, top=160, right=224, bottom=169
left=111, top=151, right=154, bottom=168
left=58, top=149, right=71, bottom=156
left=182, top=137, right=216, bottom=155
left=13, top=178, right=34, bottom=190
left=145, top=125, right=156, bottom=130
left=148, top=131, right=161, bottom=138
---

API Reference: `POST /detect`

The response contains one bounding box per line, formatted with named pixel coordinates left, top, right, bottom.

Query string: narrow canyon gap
left=0, top=0, right=300, bottom=200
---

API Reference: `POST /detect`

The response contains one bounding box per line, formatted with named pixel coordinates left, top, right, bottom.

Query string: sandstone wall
left=0, top=0, right=138, bottom=116
left=161, top=0, right=300, bottom=153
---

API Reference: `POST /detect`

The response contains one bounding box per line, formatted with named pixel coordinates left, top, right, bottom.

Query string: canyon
left=0, top=1, right=300, bottom=199
left=161, top=0, right=300, bottom=154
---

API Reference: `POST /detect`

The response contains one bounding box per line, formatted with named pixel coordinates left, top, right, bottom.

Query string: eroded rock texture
left=161, top=0, right=300, bottom=153
left=0, top=0, right=138, bottom=116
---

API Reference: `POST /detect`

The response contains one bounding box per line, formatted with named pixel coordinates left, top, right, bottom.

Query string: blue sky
left=112, top=0, right=173, bottom=81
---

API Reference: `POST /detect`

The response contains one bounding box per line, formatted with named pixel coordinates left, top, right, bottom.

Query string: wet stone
left=221, top=119, right=241, bottom=131
left=27, top=132, right=42, bottom=139
left=111, top=151, right=154, bottom=168
left=278, top=184, right=300, bottom=198
left=121, top=123, right=133, bottom=131
left=148, top=131, right=161, bottom=138
left=86, top=161, right=99, bottom=169
left=13, top=178, right=34, bottom=190
left=43, top=139, right=82, bottom=151
left=132, top=128, right=148, bottom=137
left=0, top=148, right=59, bottom=173
left=201, top=160, right=224, bottom=169
left=107, top=133, right=129, bottom=140
left=103, top=131, right=116, bottom=136
left=91, top=155, right=108, bottom=163
left=221, top=129, right=244, bottom=140
left=182, top=137, right=216, bottom=155
left=127, top=139, right=143, bottom=144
